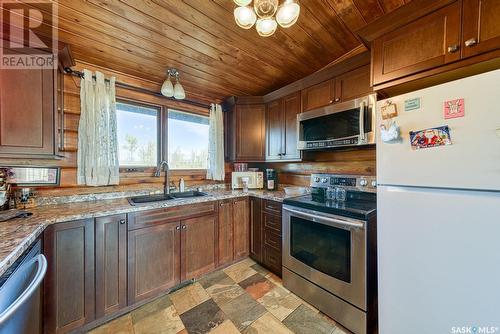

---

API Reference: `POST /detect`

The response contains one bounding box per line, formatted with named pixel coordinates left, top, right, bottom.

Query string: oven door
left=282, top=205, right=367, bottom=310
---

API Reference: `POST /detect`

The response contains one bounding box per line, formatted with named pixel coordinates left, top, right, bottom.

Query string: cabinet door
left=266, top=99, right=284, bottom=161
left=95, top=215, right=127, bottom=318
left=301, top=79, right=335, bottom=112
left=0, top=67, right=55, bottom=157
left=43, top=219, right=95, bottom=334
left=335, top=65, right=372, bottom=102
left=181, top=215, right=217, bottom=281
left=372, top=2, right=461, bottom=85
left=462, top=0, right=500, bottom=58
left=217, top=200, right=234, bottom=266
left=249, top=197, right=263, bottom=262
left=128, top=222, right=180, bottom=304
left=282, top=92, right=301, bottom=160
left=233, top=198, right=250, bottom=259
left=235, top=104, right=266, bottom=161
left=263, top=245, right=282, bottom=277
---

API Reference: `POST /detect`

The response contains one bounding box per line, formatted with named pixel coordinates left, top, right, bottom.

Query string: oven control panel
left=310, top=174, right=377, bottom=193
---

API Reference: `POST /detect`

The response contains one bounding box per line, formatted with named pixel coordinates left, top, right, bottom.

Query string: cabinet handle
left=465, top=38, right=478, bottom=47
left=182, top=225, right=187, bottom=229
left=176, top=226, right=180, bottom=230
left=447, top=44, right=459, bottom=53
left=329, top=99, right=333, bottom=104
left=334, top=97, right=340, bottom=102
left=119, top=219, right=126, bottom=225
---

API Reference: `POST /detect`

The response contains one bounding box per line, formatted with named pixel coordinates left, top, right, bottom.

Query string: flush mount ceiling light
left=161, top=69, right=185, bottom=100
left=233, top=0, right=300, bottom=37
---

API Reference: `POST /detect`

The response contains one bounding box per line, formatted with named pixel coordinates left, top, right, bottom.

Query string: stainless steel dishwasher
left=0, top=240, right=47, bottom=334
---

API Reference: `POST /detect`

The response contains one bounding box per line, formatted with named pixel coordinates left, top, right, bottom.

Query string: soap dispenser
left=179, top=178, right=185, bottom=192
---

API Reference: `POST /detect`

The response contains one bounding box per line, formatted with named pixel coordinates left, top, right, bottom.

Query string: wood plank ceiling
left=26, top=0, right=410, bottom=103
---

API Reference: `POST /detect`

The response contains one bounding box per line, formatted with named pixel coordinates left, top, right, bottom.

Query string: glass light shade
left=256, top=18, right=277, bottom=37
left=233, top=0, right=252, bottom=6
left=161, top=75, right=174, bottom=97
left=173, top=80, right=185, bottom=100
left=254, top=0, right=278, bottom=18
left=276, top=0, right=300, bottom=28
left=234, top=6, right=257, bottom=29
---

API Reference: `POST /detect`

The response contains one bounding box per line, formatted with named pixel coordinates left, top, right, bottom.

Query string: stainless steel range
left=282, top=174, right=377, bottom=334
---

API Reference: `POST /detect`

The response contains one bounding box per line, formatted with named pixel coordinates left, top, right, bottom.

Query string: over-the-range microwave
left=297, top=94, right=376, bottom=150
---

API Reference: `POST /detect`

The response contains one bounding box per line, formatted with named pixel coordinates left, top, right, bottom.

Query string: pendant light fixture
left=233, top=0, right=300, bottom=37
left=161, top=69, right=185, bottom=100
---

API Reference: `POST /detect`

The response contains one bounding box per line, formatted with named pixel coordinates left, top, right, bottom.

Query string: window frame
left=166, top=108, right=210, bottom=172
left=116, top=98, right=165, bottom=172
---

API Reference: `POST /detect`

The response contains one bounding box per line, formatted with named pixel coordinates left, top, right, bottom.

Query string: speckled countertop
left=0, top=188, right=296, bottom=276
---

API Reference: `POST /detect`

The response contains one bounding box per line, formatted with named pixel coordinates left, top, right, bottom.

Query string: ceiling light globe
left=276, top=0, right=300, bottom=28
left=173, top=82, right=186, bottom=100
left=234, top=6, right=257, bottom=29
left=256, top=18, right=277, bottom=37
left=233, top=0, right=252, bottom=6
left=254, top=0, right=278, bottom=18
left=161, top=76, right=174, bottom=97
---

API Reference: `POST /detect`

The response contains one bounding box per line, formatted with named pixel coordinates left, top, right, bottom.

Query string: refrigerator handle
left=359, top=101, right=366, bottom=142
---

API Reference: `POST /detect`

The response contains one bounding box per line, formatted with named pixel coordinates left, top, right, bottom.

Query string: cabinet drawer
left=263, top=213, right=282, bottom=234
left=263, top=200, right=282, bottom=215
left=263, top=245, right=282, bottom=277
left=264, top=229, right=282, bottom=251
left=128, top=202, right=216, bottom=230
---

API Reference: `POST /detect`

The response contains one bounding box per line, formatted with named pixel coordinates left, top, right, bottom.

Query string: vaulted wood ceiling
left=28, top=0, right=410, bottom=102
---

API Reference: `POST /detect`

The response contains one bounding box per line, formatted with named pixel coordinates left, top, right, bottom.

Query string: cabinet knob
left=182, top=225, right=187, bottom=229
left=465, top=38, right=478, bottom=47
left=176, top=226, right=180, bottom=230
left=119, top=219, right=126, bottom=225
left=334, top=97, right=340, bottom=102
left=447, top=44, right=459, bottom=53
left=329, top=99, right=333, bottom=104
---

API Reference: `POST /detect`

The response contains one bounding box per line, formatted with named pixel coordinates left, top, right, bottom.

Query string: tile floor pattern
left=89, top=258, right=351, bottom=334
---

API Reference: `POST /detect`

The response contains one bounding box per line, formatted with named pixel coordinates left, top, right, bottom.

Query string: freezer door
left=377, top=186, right=500, bottom=334
left=376, top=69, right=500, bottom=191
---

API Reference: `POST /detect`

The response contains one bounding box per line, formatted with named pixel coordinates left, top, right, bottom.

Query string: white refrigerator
left=377, top=69, right=500, bottom=334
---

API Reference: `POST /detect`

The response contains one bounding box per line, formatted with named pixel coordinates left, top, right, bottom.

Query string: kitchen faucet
left=154, top=160, right=175, bottom=195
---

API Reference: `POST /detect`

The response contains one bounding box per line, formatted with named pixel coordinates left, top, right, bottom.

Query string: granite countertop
left=0, top=188, right=293, bottom=276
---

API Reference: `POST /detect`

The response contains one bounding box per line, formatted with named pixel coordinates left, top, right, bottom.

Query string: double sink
left=128, top=191, right=208, bottom=206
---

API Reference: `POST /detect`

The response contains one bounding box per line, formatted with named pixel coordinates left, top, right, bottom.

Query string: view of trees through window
left=116, top=102, right=158, bottom=167
left=168, top=110, right=209, bottom=169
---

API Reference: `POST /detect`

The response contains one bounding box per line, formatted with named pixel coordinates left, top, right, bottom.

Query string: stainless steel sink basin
left=171, top=191, right=208, bottom=199
left=128, top=194, right=175, bottom=205
left=128, top=191, right=208, bottom=205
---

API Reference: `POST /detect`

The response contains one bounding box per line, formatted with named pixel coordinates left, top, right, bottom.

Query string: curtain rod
left=63, top=67, right=212, bottom=110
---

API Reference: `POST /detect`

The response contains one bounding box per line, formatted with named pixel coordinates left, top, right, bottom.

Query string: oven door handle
left=359, top=101, right=366, bottom=142
left=284, top=207, right=365, bottom=229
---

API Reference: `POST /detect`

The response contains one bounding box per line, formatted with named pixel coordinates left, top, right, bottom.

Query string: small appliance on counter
left=265, top=169, right=277, bottom=190
left=231, top=171, right=263, bottom=190
left=282, top=173, right=377, bottom=334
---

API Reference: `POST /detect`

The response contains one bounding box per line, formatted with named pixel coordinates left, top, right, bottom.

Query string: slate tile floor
left=89, top=258, right=351, bottom=334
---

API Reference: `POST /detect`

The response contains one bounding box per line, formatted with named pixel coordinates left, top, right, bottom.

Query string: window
left=168, top=109, right=209, bottom=169
left=116, top=102, right=159, bottom=167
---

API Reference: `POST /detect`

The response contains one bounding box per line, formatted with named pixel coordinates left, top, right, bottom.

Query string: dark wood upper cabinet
left=227, top=103, right=266, bottom=162
left=181, top=214, right=217, bottom=281
left=462, top=0, right=500, bottom=58
left=95, top=214, right=127, bottom=319
left=0, top=67, right=56, bottom=157
left=217, top=200, right=234, bottom=267
left=335, top=65, right=372, bottom=102
left=127, top=221, right=181, bottom=304
left=233, top=198, right=250, bottom=259
left=372, top=2, right=462, bottom=86
left=302, top=79, right=335, bottom=112
left=43, top=219, right=95, bottom=334
left=266, top=92, right=301, bottom=161
left=249, top=197, right=263, bottom=263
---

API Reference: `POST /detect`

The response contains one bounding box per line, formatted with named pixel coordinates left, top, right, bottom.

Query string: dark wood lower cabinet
left=217, top=200, right=234, bottom=266
left=259, top=200, right=283, bottom=277
left=127, top=221, right=181, bottom=305
left=181, top=215, right=217, bottom=281
left=95, top=214, right=127, bottom=318
left=43, top=219, right=95, bottom=334
left=233, top=198, right=250, bottom=259
left=249, top=197, right=263, bottom=262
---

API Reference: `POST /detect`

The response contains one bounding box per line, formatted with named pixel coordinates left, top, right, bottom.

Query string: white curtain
left=207, top=103, right=225, bottom=181
left=77, top=70, right=119, bottom=186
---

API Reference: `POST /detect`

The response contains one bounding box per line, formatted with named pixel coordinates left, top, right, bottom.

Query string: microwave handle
left=359, top=101, right=366, bottom=142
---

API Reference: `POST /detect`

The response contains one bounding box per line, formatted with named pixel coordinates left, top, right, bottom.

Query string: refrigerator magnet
left=409, top=125, right=452, bottom=150
left=381, top=100, right=398, bottom=120
left=404, top=97, right=421, bottom=112
left=444, top=98, right=465, bottom=119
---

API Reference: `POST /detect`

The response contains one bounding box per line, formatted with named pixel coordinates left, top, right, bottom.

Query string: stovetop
left=283, top=192, right=377, bottom=220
